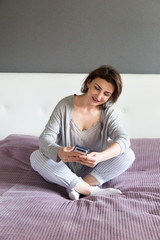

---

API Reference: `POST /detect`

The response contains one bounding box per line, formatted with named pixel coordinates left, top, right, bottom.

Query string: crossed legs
left=30, top=148, right=135, bottom=199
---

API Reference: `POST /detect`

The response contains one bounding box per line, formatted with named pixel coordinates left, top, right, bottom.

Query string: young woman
left=30, top=65, right=135, bottom=200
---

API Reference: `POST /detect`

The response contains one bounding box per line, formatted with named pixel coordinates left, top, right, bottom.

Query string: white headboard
left=0, top=73, right=160, bottom=140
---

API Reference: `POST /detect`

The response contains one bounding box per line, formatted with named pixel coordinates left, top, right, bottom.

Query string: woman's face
left=86, top=78, right=115, bottom=106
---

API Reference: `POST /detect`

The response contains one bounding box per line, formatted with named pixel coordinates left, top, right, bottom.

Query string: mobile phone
left=73, top=145, right=90, bottom=155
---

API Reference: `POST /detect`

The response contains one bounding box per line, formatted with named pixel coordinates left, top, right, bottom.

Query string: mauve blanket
left=0, top=135, right=160, bottom=240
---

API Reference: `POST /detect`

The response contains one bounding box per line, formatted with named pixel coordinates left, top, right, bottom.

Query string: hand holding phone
left=73, top=145, right=90, bottom=155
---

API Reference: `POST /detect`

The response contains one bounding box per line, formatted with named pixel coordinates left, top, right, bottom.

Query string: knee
left=121, top=148, right=135, bottom=170
left=109, top=148, right=135, bottom=174
left=30, top=150, right=39, bottom=170
left=126, top=148, right=135, bottom=165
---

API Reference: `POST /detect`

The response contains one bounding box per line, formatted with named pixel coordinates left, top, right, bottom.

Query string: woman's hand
left=75, top=152, right=103, bottom=168
left=58, top=146, right=80, bottom=163
left=76, top=143, right=121, bottom=167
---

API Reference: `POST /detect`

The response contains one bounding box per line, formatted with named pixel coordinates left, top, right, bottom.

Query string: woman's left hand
left=76, top=152, right=103, bottom=168
left=76, top=143, right=121, bottom=168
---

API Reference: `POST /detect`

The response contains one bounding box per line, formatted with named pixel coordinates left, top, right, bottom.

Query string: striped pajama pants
left=30, top=148, right=135, bottom=191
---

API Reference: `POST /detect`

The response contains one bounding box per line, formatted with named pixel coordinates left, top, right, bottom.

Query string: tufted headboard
left=0, top=73, right=160, bottom=140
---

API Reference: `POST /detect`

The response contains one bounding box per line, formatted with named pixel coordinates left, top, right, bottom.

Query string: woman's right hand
left=58, top=146, right=80, bottom=163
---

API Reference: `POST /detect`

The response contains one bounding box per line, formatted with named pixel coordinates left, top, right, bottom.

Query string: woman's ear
left=87, top=79, right=92, bottom=88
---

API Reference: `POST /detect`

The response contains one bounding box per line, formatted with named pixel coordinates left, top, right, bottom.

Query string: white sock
left=67, top=189, right=80, bottom=200
left=90, top=186, right=122, bottom=196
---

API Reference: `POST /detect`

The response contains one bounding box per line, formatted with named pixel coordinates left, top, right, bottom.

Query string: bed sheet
left=0, top=135, right=160, bottom=240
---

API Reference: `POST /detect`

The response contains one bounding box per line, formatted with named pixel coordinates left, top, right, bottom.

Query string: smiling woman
left=87, top=78, right=114, bottom=104
left=81, top=65, right=122, bottom=105
left=30, top=65, right=135, bottom=200
left=71, top=77, right=115, bottom=131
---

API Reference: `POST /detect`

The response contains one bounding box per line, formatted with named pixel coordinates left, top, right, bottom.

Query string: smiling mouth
left=92, top=97, right=100, bottom=103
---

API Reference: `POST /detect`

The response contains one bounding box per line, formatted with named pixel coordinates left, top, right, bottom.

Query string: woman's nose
left=97, top=92, right=103, bottom=101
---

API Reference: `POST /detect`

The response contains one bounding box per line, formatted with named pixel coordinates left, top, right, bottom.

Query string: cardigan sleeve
left=39, top=100, right=64, bottom=162
left=105, top=106, right=130, bottom=153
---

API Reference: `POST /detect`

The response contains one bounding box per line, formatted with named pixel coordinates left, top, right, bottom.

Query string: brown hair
left=81, top=65, right=122, bottom=106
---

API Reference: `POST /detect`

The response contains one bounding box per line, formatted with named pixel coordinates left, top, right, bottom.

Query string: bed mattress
left=0, top=135, right=160, bottom=240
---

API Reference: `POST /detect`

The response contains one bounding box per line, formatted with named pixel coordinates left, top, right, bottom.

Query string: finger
left=76, top=158, right=93, bottom=165
left=65, top=156, right=81, bottom=163
left=77, top=157, right=97, bottom=167
left=87, top=152, right=96, bottom=157
left=65, top=147, right=74, bottom=152
left=63, top=152, right=80, bottom=160
left=69, top=151, right=81, bottom=157
left=79, top=152, right=96, bottom=159
left=78, top=161, right=95, bottom=168
left=78, top=155, right=94, bottom=161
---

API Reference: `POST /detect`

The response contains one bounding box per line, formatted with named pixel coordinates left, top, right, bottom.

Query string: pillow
left=0, top=134, right=39, bottom=170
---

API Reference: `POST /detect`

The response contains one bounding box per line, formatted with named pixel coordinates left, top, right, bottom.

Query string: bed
left=0, top=73, right=160, bottom=240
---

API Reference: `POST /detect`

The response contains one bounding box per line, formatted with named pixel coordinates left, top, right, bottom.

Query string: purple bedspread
left=0, top=135, right=160, bottom=240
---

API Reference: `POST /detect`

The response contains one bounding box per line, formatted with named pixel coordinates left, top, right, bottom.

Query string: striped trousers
left=30, top=148, right=135, bottom=191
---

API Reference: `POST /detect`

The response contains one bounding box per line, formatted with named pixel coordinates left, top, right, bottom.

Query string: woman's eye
left=95, top=86, right=100, bottom=90
left=104, top=93, right=110, bottom=97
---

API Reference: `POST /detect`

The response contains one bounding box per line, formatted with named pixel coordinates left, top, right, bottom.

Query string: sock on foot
left=90, top=186, right=122, bottom=196
left=67, top=189, right=80, bottom=200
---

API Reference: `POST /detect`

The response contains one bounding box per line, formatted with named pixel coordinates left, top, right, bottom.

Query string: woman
left=30, top=65, right=135, bottom=200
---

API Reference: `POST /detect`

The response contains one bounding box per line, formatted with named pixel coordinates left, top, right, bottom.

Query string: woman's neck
left=74, top=94, right=100, bottom=112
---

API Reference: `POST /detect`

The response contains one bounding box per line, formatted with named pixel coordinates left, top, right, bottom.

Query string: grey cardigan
left=39, top=95, right=130, bottom=162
